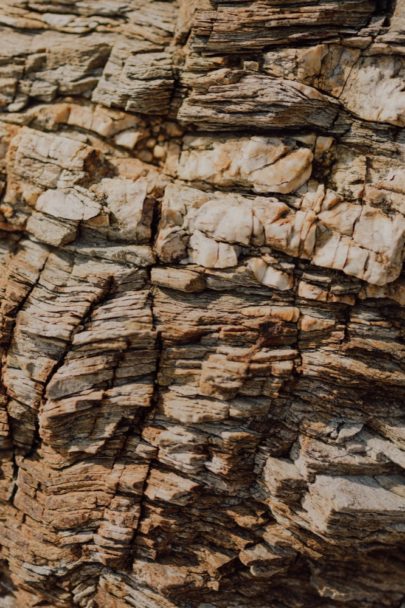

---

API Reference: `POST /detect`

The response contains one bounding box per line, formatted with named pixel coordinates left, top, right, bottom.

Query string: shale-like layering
left=0, top=1, right=404, bottom=607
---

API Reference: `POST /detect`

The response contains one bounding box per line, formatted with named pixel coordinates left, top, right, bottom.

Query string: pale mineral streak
left=0, top=1, right=404, bottom=607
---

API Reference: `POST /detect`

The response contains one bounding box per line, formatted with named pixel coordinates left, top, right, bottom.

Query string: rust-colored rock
left=0, top=1, right=404, bottom=607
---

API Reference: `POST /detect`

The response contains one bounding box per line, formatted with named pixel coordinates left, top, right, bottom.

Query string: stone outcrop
left=0, top=1, right=404, bottom=607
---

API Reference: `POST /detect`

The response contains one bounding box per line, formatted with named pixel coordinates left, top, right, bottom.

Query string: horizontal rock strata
left=0, top=1, right=404, bottom=607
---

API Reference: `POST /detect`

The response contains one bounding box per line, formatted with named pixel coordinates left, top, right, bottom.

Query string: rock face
left=0, top=1, right=404, bottom=607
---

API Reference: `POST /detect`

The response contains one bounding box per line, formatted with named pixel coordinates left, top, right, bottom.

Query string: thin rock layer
left=0, top=1, right=404, bottom=607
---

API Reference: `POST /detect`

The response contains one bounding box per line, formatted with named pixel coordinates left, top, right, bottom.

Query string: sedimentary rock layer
left=0, top=1, right=404, bottom=607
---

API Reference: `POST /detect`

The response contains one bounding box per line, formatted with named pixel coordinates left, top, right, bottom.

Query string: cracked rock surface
left=0, top=1, right=404, bottom=607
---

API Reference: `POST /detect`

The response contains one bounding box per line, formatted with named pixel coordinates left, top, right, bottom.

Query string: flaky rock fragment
left=0, top=1, right=404, bottom=608
left=92, top=41, right=175, bottom=115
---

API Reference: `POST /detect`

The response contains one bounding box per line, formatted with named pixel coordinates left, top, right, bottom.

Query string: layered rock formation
left=0, top=1, right=404, bottom=607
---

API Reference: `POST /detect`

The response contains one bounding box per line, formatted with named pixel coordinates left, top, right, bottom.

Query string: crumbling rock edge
left=0, top=1, right=404, bottom=607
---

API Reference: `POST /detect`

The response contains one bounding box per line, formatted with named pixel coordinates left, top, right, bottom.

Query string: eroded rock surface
left=0, top=1, right=404, bottom=607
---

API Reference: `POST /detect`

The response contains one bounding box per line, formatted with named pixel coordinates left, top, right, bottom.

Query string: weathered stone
left=0, top=1, right=404, bottom=607
left=177, top=136, right=313, bottom=194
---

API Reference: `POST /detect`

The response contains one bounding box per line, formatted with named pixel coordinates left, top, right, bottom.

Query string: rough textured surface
left=0, top=1, right=404, bottom=607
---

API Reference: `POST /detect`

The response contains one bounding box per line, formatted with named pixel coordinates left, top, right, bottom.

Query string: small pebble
left=153, top=144, right=166, bottom=160
left=146, top=137, right=156, bottom=149
left=138, top=150, right=154, bottom=163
